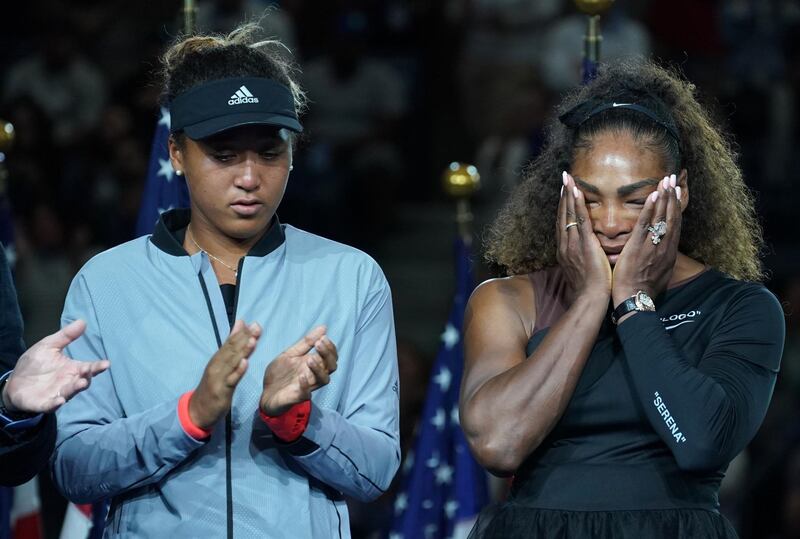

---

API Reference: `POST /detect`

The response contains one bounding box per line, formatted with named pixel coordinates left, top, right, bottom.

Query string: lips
left=601, top=245, right=624, bottom=255
left=230, top=199, right=263, bottom=216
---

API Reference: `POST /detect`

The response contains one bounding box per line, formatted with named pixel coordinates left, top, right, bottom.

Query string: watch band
left=611, top=291, right=655, bottom=325
left=611, top=297, right=639, bottom=325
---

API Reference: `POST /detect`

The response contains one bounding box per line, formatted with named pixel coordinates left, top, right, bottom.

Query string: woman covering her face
left=459, top=60, right=784, bottom=538
left=51, top=24, right=400, bottom=538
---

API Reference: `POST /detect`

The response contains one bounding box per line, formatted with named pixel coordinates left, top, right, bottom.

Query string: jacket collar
left=149, top=208, right=285, bottom=257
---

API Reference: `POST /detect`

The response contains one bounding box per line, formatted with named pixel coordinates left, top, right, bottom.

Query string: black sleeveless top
left=470, top=267, right=784, bottom=539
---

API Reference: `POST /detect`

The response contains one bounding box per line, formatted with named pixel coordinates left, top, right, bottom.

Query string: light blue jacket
left=51, top=210, right=400, bottom=538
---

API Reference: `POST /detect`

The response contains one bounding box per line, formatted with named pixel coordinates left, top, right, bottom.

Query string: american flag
left=58, top=502, right=106, bottom=539
left=134, top=107, right=190, bottom=237
left=0, top=480, right=43, bottom=539
left=389, top=238, right=488, bottom=539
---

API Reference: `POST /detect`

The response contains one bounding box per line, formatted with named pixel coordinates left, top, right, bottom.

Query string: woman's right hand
left=556, top=171, right=612, bottom=299
left=189, top=320, right=261, bottom=430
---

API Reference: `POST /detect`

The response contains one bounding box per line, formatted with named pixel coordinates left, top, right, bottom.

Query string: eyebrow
left=617, top=178, right=660, bottom=197
left=574, top=176, right=661, bottom=197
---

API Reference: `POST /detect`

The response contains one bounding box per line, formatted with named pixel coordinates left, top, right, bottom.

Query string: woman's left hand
left=612, top=174, right=682, bottom=307
left=260, top=326, right=338, bottom=416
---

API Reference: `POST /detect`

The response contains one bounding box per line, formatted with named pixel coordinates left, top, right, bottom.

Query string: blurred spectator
left=453, top=1, right=559, bottom=229
left=3, top=27, right=108, bottom=148
left=778, top=448, right=800, bottom=539
left=84, top=104, right=148, bottom=246
left=456, top=0, right=561, bottom=143
left=2, top=97, right=60, bottom=205
left=196, top=0, right=297, bottom=54
left=737, top=276, right=797, bottom=538
left=540, top=3, right=652, bottom=93
left=717, top=0, right=799, bottom=237
left=14, top=203, right=73, bottom=348
left=298, top=9, right=407, bottom=249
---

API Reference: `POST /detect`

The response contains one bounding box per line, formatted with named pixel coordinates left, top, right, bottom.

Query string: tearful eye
left=628, top=199, right=646, bottom=206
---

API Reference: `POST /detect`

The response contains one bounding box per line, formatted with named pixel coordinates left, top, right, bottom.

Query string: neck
left=184, top=210, right=269, bottom=259
left=669, top=252, right=707, bottom=286
left=183, top=217, right=270, bottom=284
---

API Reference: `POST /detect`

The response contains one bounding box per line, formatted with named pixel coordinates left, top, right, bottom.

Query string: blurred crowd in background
left=1, top=0, right=799, bottom=538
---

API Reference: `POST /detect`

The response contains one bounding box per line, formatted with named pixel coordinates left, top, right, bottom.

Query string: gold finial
left=443, top=162, right=480, bottom=244
left=574, top=0, right=614, bottom=16
left=442, top=162, right=480, bottom=199
left=0, top=120, right=14, bottom=154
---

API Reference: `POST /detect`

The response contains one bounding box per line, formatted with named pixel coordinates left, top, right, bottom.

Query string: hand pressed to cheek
left=611, top=174, right=682, bottom=305
left=556, top=171, right=612, bottom=298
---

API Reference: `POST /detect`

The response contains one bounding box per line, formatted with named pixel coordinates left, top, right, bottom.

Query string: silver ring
left=647, top=220, right=667, bottom=245
left=564, top=222, right=579, bottom=231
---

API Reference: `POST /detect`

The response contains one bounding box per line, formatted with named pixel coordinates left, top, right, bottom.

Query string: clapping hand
left=260, top=326, right=338, bottom=417
left=189, top=320, right=261, bottom=430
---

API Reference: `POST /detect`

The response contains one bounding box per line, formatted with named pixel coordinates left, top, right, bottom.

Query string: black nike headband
left=559, top=98, right=681, bottom=144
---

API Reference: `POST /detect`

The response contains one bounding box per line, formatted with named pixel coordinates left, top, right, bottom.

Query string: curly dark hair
left=484, top=60, right=764, bottom=281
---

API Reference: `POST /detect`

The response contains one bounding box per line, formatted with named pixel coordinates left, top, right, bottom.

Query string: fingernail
left=560, top=185, right=564, bottom=197
left=670, top=174, right=677, bottom=188
left=562, top=171, right=568, bottom=186
left=650, top=191, right=659, bottom=202
left=573, top=186, right=580, bottom=198
left=675, top=186, right=682, bottom=200
left=662, top=177, right=669, bottom=189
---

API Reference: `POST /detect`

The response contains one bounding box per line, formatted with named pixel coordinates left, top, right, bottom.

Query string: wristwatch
left=611, top=290, right=656, bottom=325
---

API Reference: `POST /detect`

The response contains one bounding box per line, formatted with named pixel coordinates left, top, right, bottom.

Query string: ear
left=168, top=136, right=184, bottom=175
left=677, top=168, right=689, bottom=213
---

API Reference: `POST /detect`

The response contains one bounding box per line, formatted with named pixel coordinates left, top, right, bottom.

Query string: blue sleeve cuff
left=0, top=370, right=44, bottom=434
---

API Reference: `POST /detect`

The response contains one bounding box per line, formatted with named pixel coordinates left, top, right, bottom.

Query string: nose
left=232, top=152, right=264, bottom=191
left=591, top=203, right=631, bottom=240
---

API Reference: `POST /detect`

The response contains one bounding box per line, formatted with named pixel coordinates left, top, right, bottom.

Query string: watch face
left=635, top=291, right=656, bottom=311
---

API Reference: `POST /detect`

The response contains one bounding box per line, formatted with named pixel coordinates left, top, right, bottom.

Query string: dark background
left=1, top=1, right=799, bottom=538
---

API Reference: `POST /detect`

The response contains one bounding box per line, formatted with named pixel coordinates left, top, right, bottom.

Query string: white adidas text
left=228, top=85, right=259, bottom=105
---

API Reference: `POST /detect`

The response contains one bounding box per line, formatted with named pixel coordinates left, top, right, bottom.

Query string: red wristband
left=259, top=401, right=311, bottom=443
left=178, top=391, right=213, bottom=440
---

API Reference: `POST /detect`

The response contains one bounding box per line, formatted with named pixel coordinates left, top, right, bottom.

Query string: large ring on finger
left=564, top=222, right=579, bottom=231
left=647, top=220, right=667, bottom=245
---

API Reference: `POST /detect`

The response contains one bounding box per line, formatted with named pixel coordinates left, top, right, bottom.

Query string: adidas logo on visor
left=228, top=85, right=259, bottom=105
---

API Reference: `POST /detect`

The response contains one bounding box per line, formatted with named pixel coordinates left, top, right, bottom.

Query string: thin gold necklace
left=187, top=229, right=239, bottom=278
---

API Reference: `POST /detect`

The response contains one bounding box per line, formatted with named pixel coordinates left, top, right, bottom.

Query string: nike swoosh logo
left=665, top=320, right=695, bottom=330
left=612, top=102, right=631, bottom=107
